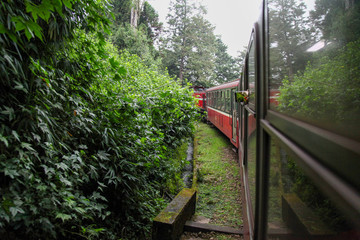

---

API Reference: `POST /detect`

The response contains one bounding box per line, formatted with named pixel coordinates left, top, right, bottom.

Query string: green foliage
left=213, top=38, right=240, bottom=85
left=311, top=0, right=360, bottom=44
left=139, top=1, right=163, bottom=43
left=0, top=0, right=198, bottom=239
left=286, top=157, right=349, bottom=230
left=269, top=0, right=313, bottom=85
left=111, top=0, right=133, bottom=26
left=278, top=40, right=360, bottom=127
left=164, top=141, right=189, bottom=195
left=110, top=1, right=162, bottom=66
left=110, top=23, right=158, bottom=65
left=161, top=0, right=217, bottom=86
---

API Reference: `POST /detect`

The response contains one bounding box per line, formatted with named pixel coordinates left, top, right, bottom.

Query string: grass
left=192, top=122, right=243, bottom=228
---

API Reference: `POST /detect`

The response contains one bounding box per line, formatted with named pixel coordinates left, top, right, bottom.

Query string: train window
left=218, top=91, right=221, bottom=110
left=222, top=90, right=226, bottom=112
left=267, top=137, right=359, bottom=239
left=227, top=89, right=231, bottom=113
left=215, top=91, right=217, bottom=108
left=221, top=90, right=224, bottom=111
left=247, top=111, right=256, bottom=218
left=225, top=89, right=227, bottom=113
left=248, top=41, right=256, bottom=110
left=222, top=90, right=225, bottom=111
left=214, top=91, right=217, bottom=109
left=208, top=92, right=211, bottom=107
left=268, top=0, right=360, bottom=141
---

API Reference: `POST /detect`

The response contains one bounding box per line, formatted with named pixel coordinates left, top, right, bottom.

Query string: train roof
left=206, top=79, right=239, bottom=92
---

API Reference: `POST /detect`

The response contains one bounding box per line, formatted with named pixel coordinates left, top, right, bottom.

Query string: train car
left=191, top=85, right=206, bottom=113
left=206, top=80, right=239, bottom=148
left=208, top=1, right=360, bottom=239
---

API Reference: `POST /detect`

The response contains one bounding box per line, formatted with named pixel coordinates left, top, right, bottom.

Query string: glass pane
left=247, top=112, right=257, bottom=215
left=248, top=42, right=256, bottom=109
left=268, top=0, right=360, bottom=140
left=227, top=89, right=231, bottom=112
left=220, top=91, right=223, bottom=111
left=267, top=138, right=359, bottom=239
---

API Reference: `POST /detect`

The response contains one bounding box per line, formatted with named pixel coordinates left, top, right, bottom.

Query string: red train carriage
left=191, top=86, right=206, bottom=113
left=206, top=80, right=239, bottom=148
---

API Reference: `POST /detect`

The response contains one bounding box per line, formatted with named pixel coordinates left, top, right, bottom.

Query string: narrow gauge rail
left=200, top=0, right=360, bottom=239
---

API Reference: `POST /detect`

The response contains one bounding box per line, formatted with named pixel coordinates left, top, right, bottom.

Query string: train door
left=231, top=88, right=237, bottom=142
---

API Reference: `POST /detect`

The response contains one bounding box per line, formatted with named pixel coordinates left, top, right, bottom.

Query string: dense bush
left=0, top=0, right=198, bottom=239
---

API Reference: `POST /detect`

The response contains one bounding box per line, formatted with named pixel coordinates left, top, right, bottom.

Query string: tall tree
left=139, top=1, right=163, bottom=43
left=112, top=0, right=133, bottom=26
left=268, top=0, right=313, bottom=86
left=130, top=0, right=145, bottom=27
left=161, top=0, right=217, bottom=86
left=110, top=0, right=162, bottom=64
left=213, top=38, right=240, bottom=85
left=310, top=0, right=360, bottom=45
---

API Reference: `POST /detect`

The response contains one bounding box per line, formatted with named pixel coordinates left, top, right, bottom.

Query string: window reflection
left=268, top=0, right=360, bottom=140
left=267, top=138, right=359, bottom=239
left=247, top=112, right=256, bottom=219
left=249, top=42, right=256, bottom=109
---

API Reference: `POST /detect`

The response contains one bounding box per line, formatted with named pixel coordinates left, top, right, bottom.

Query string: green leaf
left=56, top=162, right=69, bottom=171
left=12, top=17, right=26, bottom=32
left=97, top=151, right=110, bottom=161
left=1, top=106, right=15, bottom=121
left=11, top=16, right=43, bottom=41
left=14, top=81, right=28, bottom=93
left=4, top=168, right=20, bottom=179
left=21, top=142, right=35, bottom=151
left=27, top=21, right=43, bottom=41
left=109, top=57, right=119, bottom=69
left=0, top=135, right=9, bottom=147
left=74, top=207, right=86, bottom=214
left=55, top=213, right=72, bottom=222
left=0, top=23, right=6, bottom=33
left=117, top=66, right=127, bottom=76
left=9, top=207, right=25, bottom=217
left=11, top=131, right=20, bottom=142
left=63, top=0, right=73, bottom=9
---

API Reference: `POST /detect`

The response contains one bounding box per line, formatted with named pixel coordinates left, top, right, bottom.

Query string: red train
left=191, top=85, right=206, bottom=113
left=206, top=80, right=239, bottom=148
left=196, top=0, right=360, bottom=239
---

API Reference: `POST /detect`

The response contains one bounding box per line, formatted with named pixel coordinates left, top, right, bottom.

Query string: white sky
left=148, top=0, right=263, bottom=57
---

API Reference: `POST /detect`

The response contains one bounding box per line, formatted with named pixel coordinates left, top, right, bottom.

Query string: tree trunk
left=130, top=0, right=144, bottom=27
